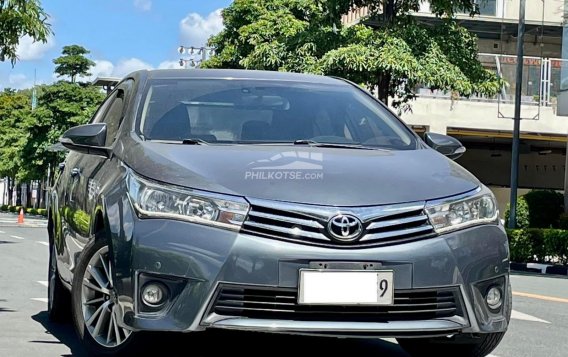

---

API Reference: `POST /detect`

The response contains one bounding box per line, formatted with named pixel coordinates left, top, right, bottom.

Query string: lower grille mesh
left=211, top=285, right=463, bottom=322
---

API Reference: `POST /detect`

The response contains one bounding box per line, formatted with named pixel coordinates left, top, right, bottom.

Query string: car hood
left=123, top=142, right=480, bottom=206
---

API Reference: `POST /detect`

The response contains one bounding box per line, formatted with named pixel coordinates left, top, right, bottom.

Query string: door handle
left=70, top=168, right=80, bottom=178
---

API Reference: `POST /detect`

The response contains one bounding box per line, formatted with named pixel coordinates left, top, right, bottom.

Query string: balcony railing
left=416, top=54, right=567, bottom=110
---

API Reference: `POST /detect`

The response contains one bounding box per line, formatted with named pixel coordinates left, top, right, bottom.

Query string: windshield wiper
left=182, top=138, right=209, bottom=145
left=293, top=139, right=376, bottom=150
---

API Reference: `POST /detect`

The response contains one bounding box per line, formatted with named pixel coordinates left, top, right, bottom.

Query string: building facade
left=342, top=0, right=567, bottom=214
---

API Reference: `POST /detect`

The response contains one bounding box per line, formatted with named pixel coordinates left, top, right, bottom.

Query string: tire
left=398, top=282, right=512, bottom=357
left=71, top=238, right=141, bottom=356
left=48, top=243, right=71, bottom=322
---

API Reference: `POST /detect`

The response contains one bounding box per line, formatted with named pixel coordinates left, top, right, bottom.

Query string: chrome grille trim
left=248, top=210, right=324, bottom=229
left=361, top=225, right=435, bottom=242
left=244, top=221, right=329, bottom=241
left=366, top=214, right=428, bottom=230
left=242, top=198, right=436, bottom=246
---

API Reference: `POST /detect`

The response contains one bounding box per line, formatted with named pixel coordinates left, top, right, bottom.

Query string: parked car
left=48, top=69, right=510, bottom=356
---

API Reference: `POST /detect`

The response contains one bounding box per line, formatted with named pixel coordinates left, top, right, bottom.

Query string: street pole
left=508, top=0, right=526, bottom=229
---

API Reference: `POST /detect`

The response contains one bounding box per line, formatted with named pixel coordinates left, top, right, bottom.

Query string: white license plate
left=298, top=270, right=394, bottom=305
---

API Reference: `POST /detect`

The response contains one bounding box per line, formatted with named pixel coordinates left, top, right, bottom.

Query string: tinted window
left=100, top=80, right=133, bottom=145
left=139, top=79, right=416, bottom=150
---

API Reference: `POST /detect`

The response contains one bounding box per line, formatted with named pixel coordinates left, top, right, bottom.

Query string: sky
left=0, top=0, right=233, bottom=90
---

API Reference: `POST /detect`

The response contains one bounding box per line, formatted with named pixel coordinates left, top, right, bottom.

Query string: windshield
left=138, top=78, right=417, bottom=150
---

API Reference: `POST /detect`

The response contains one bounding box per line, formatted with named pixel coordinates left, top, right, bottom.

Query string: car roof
left=142, top=69, right=348, bottom=86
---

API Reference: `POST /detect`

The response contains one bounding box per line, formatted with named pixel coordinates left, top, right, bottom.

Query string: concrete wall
left=478, top=38, right=562, bottom=58
left=400, top=97, right=568, bottom=136
left=456, top=148, right=565, bottom=189
left=503, top=0, right=563, bottom=23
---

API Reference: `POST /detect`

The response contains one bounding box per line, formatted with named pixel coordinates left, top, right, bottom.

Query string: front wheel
left=397, top=332, right=506, bottom=357
left=71, top=238, right=140, bottom=356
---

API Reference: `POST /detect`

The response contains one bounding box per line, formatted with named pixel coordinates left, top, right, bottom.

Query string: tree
left=53, top=45, right=96, bottom=83
left=204, top=0, right=501, bottom=110
left=17, top=81, right=105, bottom=181
left=0, top=89, right=31, bottom=202
left=0, top=0, right=52, bottom=65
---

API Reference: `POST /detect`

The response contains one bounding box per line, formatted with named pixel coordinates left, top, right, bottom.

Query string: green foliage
left=507, top=229, right=568, bottom=265
left=523, top=190, right=564, bottom=228
left=506, top=229, right=532, bottom=263
left=204, top=0, right=502, bottom=109
left=17, top=81, right=105, bottom=181
left=0, top=66, right=105, bottom=183
left=0, top=0, right=52, bottom=65
left=0, top=205, right=46, bottom=216
left=0, top=89, right=31, bottom=179
left=53, top=45, right=96, bottom=83
left=558, top=213, right=568, bottom=230
left=504, top=196, right=530, bottom=229
left=505, top=191, right=564, bottom=229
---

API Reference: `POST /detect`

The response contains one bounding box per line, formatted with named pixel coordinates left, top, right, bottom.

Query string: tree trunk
left=15, top=183, right=21, bottom=206
left=7, top=177, right=13, bottom=205
left=377, top=72, right=391, bottom=106
left=383, top=0, right=395, bottom=22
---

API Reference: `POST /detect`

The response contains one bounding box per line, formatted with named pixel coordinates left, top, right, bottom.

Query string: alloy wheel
left=81, top=245, right=131, bottom=347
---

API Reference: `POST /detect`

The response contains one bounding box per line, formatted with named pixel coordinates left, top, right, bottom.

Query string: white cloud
left=74, top=58, right=151, bottom=82
left=7, top=74, right=34, bottom=89
left=180, top=9, right=223, bottom=47
left=111, top=58, right=153, bottom=77
left=77, top=59, right=115, bottom=82
left=16, top=35, right=55, bottom=61
left=158, top=60, right=182, bottom=69
left=133, top=0, right=151, bottom=11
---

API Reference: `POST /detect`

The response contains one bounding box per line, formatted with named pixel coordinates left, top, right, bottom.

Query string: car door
left=58, top=80, right=133, bottom=282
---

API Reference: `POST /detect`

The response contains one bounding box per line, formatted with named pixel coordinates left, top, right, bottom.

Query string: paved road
left=0, top=225, right=566, bottom=356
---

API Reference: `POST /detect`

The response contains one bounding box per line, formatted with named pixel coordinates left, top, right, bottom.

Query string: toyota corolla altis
left=48, top=69, right=510, bottom=356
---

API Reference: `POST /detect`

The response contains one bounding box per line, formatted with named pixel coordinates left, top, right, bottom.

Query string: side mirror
left=60, top=123, right=110, bottom=157
left=424, top=132, right=466, bottom=160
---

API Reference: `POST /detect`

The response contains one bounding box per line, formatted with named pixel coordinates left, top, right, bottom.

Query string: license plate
left=298, top=270, right=394, bottom=305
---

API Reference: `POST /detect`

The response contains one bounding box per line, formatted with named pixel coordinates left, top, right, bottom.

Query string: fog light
left=486, top=286, right=502, bottom=310
left=142, top=283, right=167, bottom=307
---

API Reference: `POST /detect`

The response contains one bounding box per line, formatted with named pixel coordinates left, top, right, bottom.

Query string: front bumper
left=111, top=214, right=510, bottom=337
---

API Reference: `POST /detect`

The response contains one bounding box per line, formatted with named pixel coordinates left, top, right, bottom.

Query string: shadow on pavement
left=30, top=312, right=410, bottom=357
left=153, top=330, right=410, bottom=357
left=31, top=311, right=86, bottom=357
left=0, top=299, right=16, bottom=313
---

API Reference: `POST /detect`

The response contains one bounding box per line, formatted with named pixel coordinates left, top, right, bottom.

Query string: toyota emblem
left=327, top=214, right=363, bottom=242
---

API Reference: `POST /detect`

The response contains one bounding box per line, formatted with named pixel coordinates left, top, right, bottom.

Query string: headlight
left=425, top=188, right=498, bottom=234
left=127, top=171, right=249, bottom=230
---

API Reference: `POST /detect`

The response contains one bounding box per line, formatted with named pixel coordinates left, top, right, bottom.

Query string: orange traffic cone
left=18, top=208, right=24, bottom=224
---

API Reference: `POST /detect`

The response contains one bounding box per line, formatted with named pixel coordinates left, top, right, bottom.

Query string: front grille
left=210, top=285, right=463, bottom=323
left=241, top=200, right=436, bottom=247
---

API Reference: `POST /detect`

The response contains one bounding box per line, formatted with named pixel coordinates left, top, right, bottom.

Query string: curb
left=511, top=262, right=568, bottom=276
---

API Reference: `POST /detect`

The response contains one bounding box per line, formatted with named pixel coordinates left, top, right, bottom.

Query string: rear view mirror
left=424, top=132, right=466, bottom=160
left=60, top=123, right=110, bottom=157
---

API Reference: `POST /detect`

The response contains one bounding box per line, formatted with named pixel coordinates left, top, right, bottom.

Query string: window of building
left=476, top=0, right=498, bottom=16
